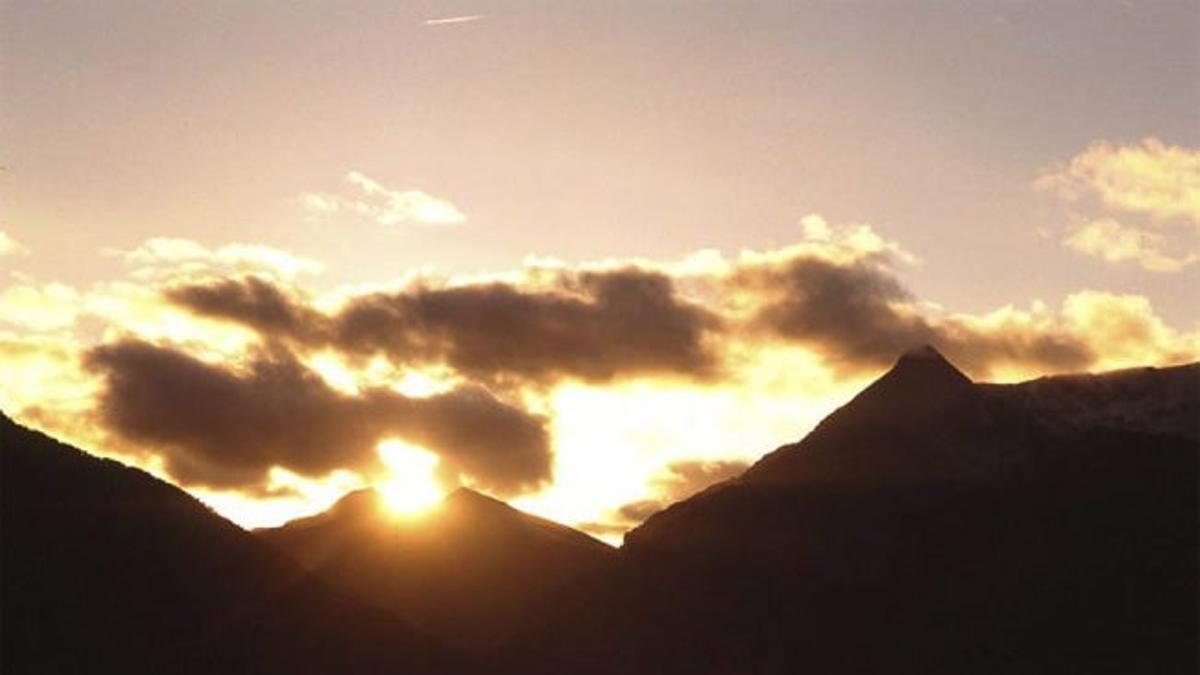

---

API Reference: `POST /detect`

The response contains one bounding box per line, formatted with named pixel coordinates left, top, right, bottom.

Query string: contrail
left=421, top=14, right=486, bottom=26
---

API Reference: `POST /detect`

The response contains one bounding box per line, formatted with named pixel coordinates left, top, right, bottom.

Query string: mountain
left=6, top=349, right=1195, bottom=674
left=508, top=348, right=1198, bottom=675
left=0, top=411, right=472, bottom=675
left=259, top=486, right=615, bottom=653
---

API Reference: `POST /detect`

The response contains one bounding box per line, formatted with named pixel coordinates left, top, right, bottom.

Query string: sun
left=375, top=439, right=445, bottom=516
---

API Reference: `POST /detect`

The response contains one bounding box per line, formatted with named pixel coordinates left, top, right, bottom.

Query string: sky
left=1, top=0, right=1198, bottom=542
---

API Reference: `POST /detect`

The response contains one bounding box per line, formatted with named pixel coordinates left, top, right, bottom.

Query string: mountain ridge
left=4, top=349, right=1195, bottom=674
left=0, top=410, right=472, bottom=675
left=510, top=348, right=1198, bottom=675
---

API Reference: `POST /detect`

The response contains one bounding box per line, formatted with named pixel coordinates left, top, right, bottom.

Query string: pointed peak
left=328, top=488, right=385, bottom=516
left=445, top=487, right=511, bottom=512
left=843, top=344, right=973, bottom=412
left=888, top=344, right=971, bottom=383
left=899, top=344, right=946, bottom=361
left=447, top=486, right=485, bottom=499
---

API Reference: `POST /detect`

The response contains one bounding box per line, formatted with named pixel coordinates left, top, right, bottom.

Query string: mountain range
left=510, top=347, right=1198, bottom=674
left=3, top=346, right=1196, bottom=673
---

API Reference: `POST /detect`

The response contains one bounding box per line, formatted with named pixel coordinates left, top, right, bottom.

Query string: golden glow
left=305, top=352, right=458, bottom=398
left=194, top=467, right=367, bottom=529
left=376, top=439, right=445, bottom=516
left=513, top=355, right=861, bottom=536
left=391, top=368, right=457, bottom=397
left=306, top=352, right=364, bottom=395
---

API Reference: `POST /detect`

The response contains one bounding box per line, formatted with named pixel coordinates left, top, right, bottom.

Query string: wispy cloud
left=0, top=229, right=30, bottom=257
left=421, top=14, right=486, bottom=27
left=1038, top=138, right=1200, bottom=273
left=302, top=171, right=466, bottom=227
left=1036, top=137, right=1200, bottom=224
left=1063, top=218, right=1197, bottom=273
left=104, top=238, right=325, bottom=281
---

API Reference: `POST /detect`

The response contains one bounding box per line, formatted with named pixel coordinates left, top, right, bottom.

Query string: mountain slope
left=259, top=487, right=615, bottom=653
left=0, top=412, right=472, bottom=675
left=510, top=348, right=1198, bottom=675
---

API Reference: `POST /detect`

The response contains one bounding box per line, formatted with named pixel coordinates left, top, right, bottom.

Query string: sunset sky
left=2, top=1, right=1197, bottom=541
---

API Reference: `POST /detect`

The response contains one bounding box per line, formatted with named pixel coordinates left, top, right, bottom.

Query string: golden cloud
left=105, top=237, right=324, bottom=281
left=1062, top=218, right=1197, bottom=273
left=1038, top=138, right=1199, bottom=272
left=0, top=282, right=82, bottom=332
left=84, top=338, right=552, bottom=494
left=1037, top=137, right=1200, bottom=223
left=302, top=171, right=466, bottom=227
left=0, top=229, right=30, bottom=258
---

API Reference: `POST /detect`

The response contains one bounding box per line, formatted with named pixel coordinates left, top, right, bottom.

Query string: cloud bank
left=168, top=268, right=724, bottom=385
left=2, top=215, right=1198, bottom=533
left=84, top=339, right=550, bottom=495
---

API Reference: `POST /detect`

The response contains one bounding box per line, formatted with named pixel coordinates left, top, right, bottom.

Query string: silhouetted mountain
left=508, top=348, right=1198, bottom=675
left=0, top=412, right=472, bottom=675
left=259, top=486, right=615, bottom=653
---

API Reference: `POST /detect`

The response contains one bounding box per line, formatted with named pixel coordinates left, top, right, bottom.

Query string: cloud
left=83, top=339, right=551, bottom=495
left=4, top=213, right=1199, bottom=535
left=160, top=212, right=1200, bottom=390
left=1038, top=138, right=1199, bottom=272
left=421, top=14, right=486, bottom=26
left=0, top=282, right=83, bottom=331
left=733, top=255, right=937, bottom=368
left=170, top=267, right=725, bottom=385
left=164, top=276, right=326, bottom=343
left=575, top=458, right=751, bottom=536
left=1059, top=290, right=1200, bottom=370
left=162, top=215, right=1197, bottom=384
left=1063, top=218, right=1197, bottom=272
left=1036, top=137, right=1200, bottom=223
left=0, top=332, right=96, bottom=423
left=727, top=243, right=1095, bottom=378
left=105, top=238, right=324, bottom=280
left=616, top=459, right=749, bottom=522
left=0, top=229, right=30, bottom=257
left=302, top=171, right=465, bottom=227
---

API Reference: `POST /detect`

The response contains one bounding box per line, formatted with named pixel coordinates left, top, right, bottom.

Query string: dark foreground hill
left=259, top=487, right=615, bottom=654
left=0, top=412, right=471, bottom=675
left=507, top=348, right=1199, bottom=675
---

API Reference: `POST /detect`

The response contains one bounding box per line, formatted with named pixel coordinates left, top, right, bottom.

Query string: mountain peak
left=447, top=486, right=497, bottom=503
left=803, top=344, right=974, bottom=433
left=330, top=488, right=385, bottom=515
left=443, top=487, right=514, bottom=515
left=899, top=343, right=946, bottom=361
left=883, top=344, right=972, bottom=388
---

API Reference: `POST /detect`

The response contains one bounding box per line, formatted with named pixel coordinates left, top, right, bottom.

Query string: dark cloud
left=734, top=257, right=939, bottom=368
left=616, top=499, right=665, bottom=523
left=733, top=255, right=1094, bottom=377
left=169, top=269, right=724, bottom=384
left=83, top=339, right=550, bottom=495
left=938, top=321, right=1094, bottom=378
left=165, top=276, right=326, bottom=342
left=614, top=459, right=750, bottom=524
left=165, top=254, right=1098, bottom=384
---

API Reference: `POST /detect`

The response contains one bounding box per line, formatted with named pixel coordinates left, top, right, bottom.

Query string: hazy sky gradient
left=5, top=1, right=1197, bottom=318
